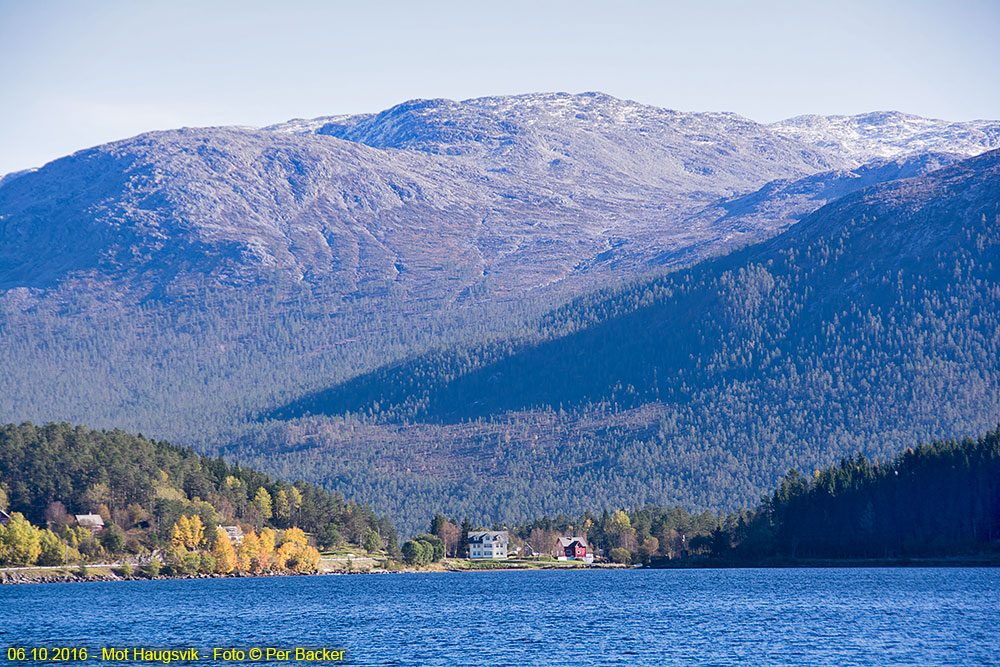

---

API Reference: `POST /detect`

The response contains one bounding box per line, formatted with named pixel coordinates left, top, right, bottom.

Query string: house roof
left=218, top=525, right=244, bottom=541
left=75, top=514, right=104, bottom=527
left=558, top=536, right=588, bottom=548
left=467, top=530, right=508, bottom=544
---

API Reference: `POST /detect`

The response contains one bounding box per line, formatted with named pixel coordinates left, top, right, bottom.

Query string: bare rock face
left=770, top=111, right=1000, bottom=162
left=4, top=93, right=997, bottom=307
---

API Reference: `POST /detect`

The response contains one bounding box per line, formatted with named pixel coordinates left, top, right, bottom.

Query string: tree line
left=2, top=423, right=996, bottom=569
left=727, top=427, right=1000, bottom=560
left=454, top=427, right=1000, bottom=565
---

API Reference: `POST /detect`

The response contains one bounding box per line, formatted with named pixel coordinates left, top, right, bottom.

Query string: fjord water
left=2, top=569, right=997, bottom=666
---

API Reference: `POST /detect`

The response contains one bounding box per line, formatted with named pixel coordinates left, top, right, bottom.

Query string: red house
left=74, top=513, right=104, bottom=532
left=557, top=536, right=592, bottom=562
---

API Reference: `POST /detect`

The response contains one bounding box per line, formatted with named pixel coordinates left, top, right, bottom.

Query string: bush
left=99, top=524, right=126, bottom=553
left=199, top=553, right=217, bottom=574
left=413, top=534, right=445, bottom=562
left=402, top=539, right=428, bottom=565
left=117, top=564, right=133, bottom=577
left=609, top=548, right=632, bottom=564
left=79, top=535, right=101, bottom=558
left=362, top=528, right=382, bottom=554
left=164, top=546, right=185, bottom=575
left=181, top=552, right=201, bottom=576
left=76, top=564, right=89, bottom=578
left=143, top=558, right=161, bottom=578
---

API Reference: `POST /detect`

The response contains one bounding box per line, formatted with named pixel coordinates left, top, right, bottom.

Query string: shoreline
left=648, top=555, right=1000, bottom=569
left=3, top=556, right=998, bottom=585
left=0, top=559, right=630, bottom=585
left=0, top=568, right=347, bottom=586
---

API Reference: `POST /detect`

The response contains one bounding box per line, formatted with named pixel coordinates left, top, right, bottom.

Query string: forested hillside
left=0, top=422, right=395, bottom=552
left=280, top=149, right=1000, bottom=422
left=254, top=149, right=1000, bottom=533
left=730, top=427, right=1000, bottom=559
left=491, top=427, right=1000, bottom=565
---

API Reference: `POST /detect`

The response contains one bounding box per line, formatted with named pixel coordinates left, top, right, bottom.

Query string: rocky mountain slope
left=5, top=94, right=997, bottom=307
left=770, top=110, right=1000, bottom=161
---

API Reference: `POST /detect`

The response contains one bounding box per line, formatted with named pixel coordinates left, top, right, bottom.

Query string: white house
left=467, top=531, right=508, bottom=559
left=218, top=524, right=244, bottom=544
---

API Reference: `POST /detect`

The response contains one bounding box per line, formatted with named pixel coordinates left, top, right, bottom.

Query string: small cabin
left=0, top=508, right=10, bottom=527
left=75, top=514, right=105, bottom=532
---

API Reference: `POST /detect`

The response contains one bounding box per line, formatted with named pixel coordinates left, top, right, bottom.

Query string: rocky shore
left=0, top=568, right=357, bottom=585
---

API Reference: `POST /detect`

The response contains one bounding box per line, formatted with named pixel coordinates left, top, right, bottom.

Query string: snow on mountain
left=271, top=94, right=1000, bottom=170
left=770, top=111, right=1000, bottom=163
left=268, top=92, right=846, bottom=191
left=3, top=93, right=997, bottom=305
left=0, top=94, right=848, bottom=302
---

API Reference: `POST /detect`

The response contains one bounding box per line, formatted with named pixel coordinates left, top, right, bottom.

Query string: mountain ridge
left=271, top=93, right=1000, bottom=163
left=4, top=93, right=997, bottom=307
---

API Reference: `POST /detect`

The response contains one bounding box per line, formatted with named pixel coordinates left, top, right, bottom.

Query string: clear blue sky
left=1, top=0, right=998, bottom=175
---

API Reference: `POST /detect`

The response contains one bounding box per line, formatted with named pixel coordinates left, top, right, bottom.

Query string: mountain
left=273, top=97, right=1000, bottom=163
left=1, top=93, right=999, bottom=533
left=5, top=94, right=996, bottom=304
left=1, top=93, right=848, bottom=304
left=257, top=149, right=1000, bottom=533
left=0, top=168, right=35, bottom=189
left=661, top=151, right=966, bottom=264
left=770, top=111, right=1000, bottom=162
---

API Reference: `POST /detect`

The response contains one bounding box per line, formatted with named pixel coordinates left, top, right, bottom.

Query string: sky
left=1, top=0, right=998, bottom=175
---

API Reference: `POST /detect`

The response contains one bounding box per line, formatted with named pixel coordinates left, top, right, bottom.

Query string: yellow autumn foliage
left=212, top=527, right=236, bottom=574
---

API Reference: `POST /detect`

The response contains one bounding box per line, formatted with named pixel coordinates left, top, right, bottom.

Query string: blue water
left=1, top=568, right=997, bottom=666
